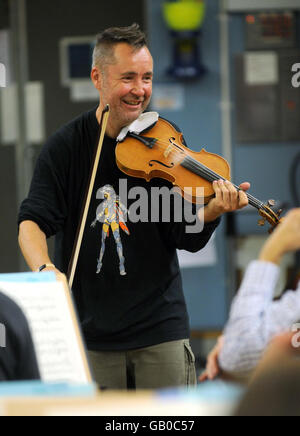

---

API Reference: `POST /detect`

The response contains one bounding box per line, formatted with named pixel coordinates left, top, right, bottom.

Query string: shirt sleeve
left=219, top=260, right=300, bottom=374
left=18, top=133, right=70, bottom=238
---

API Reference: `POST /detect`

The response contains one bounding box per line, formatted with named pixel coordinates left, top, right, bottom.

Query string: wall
left=0, top=147, right=18, bottom=272
left=26, top=0, right=145, bottom=137
left=0, top=0, right=18, bottom=272
left=229, top=13, right=300, bottom=234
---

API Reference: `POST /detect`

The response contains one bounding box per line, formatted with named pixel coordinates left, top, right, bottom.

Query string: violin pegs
left=258, top=218, right=266, bottom=227
left=267, top=199, right=276, bottom=208
left=277, top=209, right=283, bottom=217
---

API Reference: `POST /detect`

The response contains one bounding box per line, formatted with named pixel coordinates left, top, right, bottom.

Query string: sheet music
left=0, top=281, right=89, bottom=384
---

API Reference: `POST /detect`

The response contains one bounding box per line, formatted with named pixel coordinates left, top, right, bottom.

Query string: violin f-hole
left=149, top=160, right=175, bottom=169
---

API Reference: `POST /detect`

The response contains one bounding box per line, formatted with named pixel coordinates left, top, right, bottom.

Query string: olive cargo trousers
left=88, top=339, right=197, bottom=390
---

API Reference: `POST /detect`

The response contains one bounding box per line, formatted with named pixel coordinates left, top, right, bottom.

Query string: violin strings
left=184, top=156, right=264, bottom=207
left=183, top=156, right=264, bottom=210
left=139, top=137, right=266, bottom=211
left=154, top=139, right=265, bottom=210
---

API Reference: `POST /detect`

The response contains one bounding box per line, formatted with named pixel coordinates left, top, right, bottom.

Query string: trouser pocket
left=184, top=340, right=197, bottom=386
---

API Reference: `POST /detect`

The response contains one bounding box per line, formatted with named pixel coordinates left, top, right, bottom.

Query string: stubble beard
left=116, top=100, right=149, bottom=129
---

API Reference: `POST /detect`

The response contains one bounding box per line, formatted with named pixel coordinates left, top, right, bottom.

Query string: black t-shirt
left=0, top=292, right=40, bottom=381
left=18, top=108, right=220, bottom=351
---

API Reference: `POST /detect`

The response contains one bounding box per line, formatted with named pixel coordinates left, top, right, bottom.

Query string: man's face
left=93, top=43, right=153, bottom=135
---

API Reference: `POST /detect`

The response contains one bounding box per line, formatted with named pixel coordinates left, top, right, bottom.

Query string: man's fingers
left=209, top=179, right=250, bottom=216
left=239, top=182, right=251, bottom=191
left=225, top=180, right=238, bottom=205
left=237, top=180, right=250, bottom=210
left=212, top=180, right=222, bottom=197
left=218, top=180, right=230, bottom=205
left=238, top=189, right=249, bottom=209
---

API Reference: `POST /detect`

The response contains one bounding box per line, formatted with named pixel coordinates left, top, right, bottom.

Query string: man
left=200, top=208, right=300, bottom=380
left=18, top=24, right=249, bottom=390
left=0, top=292, right=40, bottom=381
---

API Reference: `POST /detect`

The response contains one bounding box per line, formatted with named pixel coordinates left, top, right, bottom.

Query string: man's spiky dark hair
left=92, top=23, right=148, bottom=69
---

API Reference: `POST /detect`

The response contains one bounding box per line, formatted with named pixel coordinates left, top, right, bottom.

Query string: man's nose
left=131, top=81, right=146, bottom=98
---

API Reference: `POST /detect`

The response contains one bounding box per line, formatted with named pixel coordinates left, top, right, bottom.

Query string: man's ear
left=91, top=67, right=102, bottom=90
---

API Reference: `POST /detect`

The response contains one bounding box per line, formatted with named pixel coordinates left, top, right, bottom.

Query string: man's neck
left=96, top=106, right=121, bottom=139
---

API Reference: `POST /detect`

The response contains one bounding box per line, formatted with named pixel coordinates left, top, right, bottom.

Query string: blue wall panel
left=229, top=13, right=300, bottom=234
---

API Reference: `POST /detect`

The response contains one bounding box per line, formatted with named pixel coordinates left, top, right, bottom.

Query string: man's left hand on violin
left=203, top=179, right=251, bottom=223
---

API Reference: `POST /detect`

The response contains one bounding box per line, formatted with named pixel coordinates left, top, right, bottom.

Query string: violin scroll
left=258, top=199, right=283, bottom=233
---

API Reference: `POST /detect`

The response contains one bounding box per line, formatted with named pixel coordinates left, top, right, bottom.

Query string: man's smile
left=122, top=99, right=143, bottom=107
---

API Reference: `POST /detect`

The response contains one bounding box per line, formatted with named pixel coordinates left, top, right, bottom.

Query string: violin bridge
left=164, top=145, right=173, bottom=158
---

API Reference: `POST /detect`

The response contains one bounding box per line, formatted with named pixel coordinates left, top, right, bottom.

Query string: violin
left=116, top=118, right=282, bottom=232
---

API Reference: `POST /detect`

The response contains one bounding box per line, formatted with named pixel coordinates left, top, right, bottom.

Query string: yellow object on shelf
left=163, top=1, right=206, bottom=32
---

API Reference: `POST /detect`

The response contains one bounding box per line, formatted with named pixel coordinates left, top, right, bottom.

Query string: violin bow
left=68, top=105, right=110, bottom=289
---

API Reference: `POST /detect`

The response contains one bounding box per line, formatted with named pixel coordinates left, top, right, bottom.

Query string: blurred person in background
left=200, top=208, right=300, bottom=381
left=234, top=332, right=300, bottom=416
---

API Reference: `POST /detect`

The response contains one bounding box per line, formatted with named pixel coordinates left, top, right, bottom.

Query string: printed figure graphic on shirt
left=91, top=185, right=130, bottom=276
